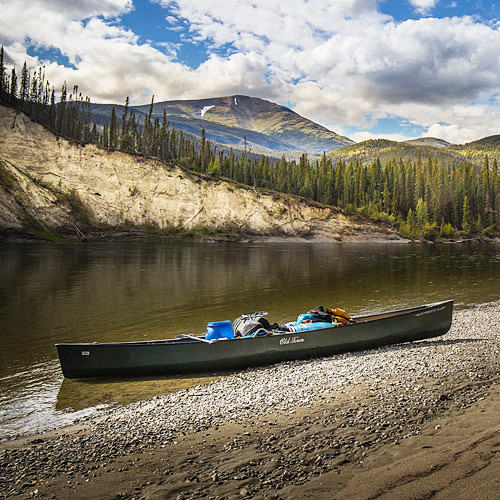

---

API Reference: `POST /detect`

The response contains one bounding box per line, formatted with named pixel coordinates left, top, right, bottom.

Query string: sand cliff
left=0, top=105, right=403, bottom=241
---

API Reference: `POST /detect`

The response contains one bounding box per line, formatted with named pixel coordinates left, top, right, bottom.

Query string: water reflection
left=56, top=373, right=222, bottom=412
left=0, top=241, right=498, bottom=439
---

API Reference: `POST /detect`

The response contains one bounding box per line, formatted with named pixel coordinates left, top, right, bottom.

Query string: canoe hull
left=56, top=300, right=453, bottom=378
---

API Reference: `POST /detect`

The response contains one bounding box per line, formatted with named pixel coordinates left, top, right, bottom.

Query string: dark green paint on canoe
left=56, top=301, right=453, bottom=379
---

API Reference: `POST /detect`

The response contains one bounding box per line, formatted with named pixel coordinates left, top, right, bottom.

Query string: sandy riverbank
left=1, top=301, right=499, bottom=499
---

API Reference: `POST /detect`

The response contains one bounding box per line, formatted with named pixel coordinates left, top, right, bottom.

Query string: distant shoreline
left=2, top=228, right=498, bottom=244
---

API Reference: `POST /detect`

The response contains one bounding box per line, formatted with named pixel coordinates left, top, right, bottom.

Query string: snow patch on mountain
left=200, top=105, right=214, bottom=117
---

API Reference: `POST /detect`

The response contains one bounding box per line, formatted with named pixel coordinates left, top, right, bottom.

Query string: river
left=0, top=241, right=499, bottom=441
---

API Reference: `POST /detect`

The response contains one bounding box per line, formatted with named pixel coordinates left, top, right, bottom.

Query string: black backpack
left=232, top=312, right=276, bottom=337
left=306, top=306, right=334, bottom=323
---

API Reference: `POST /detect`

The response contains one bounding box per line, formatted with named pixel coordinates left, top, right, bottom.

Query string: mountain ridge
left=89, top=94, right=499, bottom=165
left=91, top=95, right=354, bottom=155
left=329, top=137, right=499, bottom=167
left=404, top=137, right=452, bottom=148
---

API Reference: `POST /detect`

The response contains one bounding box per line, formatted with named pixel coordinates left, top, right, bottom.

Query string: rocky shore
left=1, top=301, right=499, bottom=499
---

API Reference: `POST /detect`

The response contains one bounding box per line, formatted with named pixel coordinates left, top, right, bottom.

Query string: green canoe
left=56, top=300, right=453, bottom=379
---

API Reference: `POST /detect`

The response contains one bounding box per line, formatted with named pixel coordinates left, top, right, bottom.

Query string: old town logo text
left=279, top=337, right=305, bottom=345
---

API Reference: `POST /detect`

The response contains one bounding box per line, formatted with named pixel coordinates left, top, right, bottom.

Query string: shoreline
left=1, top=227, right=498, bottom=245
left=1, top=301, right=499, bottom=499
left=1, top=229, right=407, bottom=244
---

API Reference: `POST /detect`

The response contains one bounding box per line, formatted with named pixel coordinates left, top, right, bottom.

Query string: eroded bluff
left=0, top=105, right=403, bottom=242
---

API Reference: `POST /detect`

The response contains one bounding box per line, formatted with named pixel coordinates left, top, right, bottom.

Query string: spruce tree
left=462, top=196, right=471, bottom=235
left=0, top=46, right=5, bottom=100
left=19, top=61, right=29, bottom=106
left=49, top=87, right=56, bottom=130
left=56, top=82, right=67, bottom=135
left=119, top=97, right=129, bottom=151
left=109, top=106, right=117, bottom=149
left=9, top=68, right=17, bottom=103
left=415, top=198, right=428, bottom=230
left=200, top=128, right=206, bottom=171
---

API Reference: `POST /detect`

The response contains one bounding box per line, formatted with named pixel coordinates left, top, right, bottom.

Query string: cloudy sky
left=1, top=0, right=500, bottom=143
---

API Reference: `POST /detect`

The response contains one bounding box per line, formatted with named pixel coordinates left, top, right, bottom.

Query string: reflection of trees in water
left=0, top=242, right=498, bottom=362
left=0, top=244, right=96, bottom=362
left=0, top=245, right=89, bottom=316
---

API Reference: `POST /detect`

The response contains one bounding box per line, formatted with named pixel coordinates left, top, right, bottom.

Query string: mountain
left=404, top=137, right=452, bottom=148
left=87, top=96, right=500, bottom=166
left=328, top=139, right=464, bottom=166
left=329, top=137, right=499, bottom=167
left=91, top=95, right=354, bottom=154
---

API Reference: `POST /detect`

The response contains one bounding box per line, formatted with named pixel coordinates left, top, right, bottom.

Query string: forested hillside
left=133, top=95, right=354, bottom=153
left=1, top=51, right=499, bottom=240
left=329, top=138, right=500, bottom=169
left=329, top=139, right=465, bottom=167
left=449, top=135, right=500, bottom=161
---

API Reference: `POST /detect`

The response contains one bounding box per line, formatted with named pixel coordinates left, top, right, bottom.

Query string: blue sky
left=2, top=0, right=500, bottom=143
left=381, top=0, right=499, bottom=21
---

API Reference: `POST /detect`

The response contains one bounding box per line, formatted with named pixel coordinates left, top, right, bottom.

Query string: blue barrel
left=206, top=320, right=234, bottom=340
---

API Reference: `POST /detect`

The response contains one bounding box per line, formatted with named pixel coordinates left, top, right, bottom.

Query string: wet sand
left=283, top=378, right=500, bottom=500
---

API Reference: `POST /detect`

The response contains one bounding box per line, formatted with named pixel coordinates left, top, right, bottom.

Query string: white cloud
left=0, top=0, right=132, bottom=41
left=1, top=0, right=500, bottom=142
left=425, top=123, right=484, bottom=144
left=408, top=0, right=438, bottom=15
left=350, top=131, right=416, bottom=142
left=156, top=1, right=500, bottom=138
left=165, top=15, right=179, bottom=24
left=0, top=1, right=183, bottom=101
left=159, top=0, right=387, bottom=55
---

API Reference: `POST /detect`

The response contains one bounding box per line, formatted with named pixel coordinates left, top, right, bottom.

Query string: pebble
left=0, top=301, right=499, bottom=499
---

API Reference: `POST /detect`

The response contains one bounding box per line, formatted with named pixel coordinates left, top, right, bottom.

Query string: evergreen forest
left=1, top=50, right=499, bottom=240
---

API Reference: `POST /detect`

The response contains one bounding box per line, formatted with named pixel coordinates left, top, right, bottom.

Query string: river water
left=0, top=241, right=499, bottom=440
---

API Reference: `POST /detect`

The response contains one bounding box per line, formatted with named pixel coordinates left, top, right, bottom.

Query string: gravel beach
left=1, top=301, right=499, bottom=499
